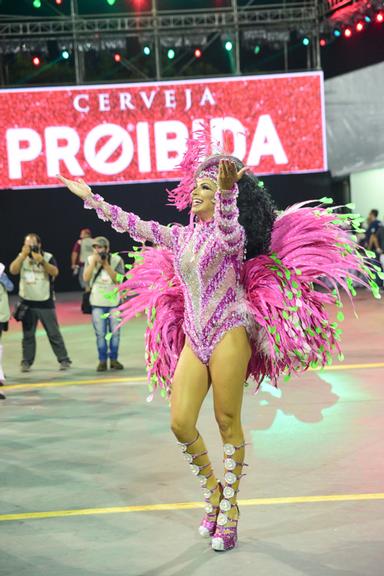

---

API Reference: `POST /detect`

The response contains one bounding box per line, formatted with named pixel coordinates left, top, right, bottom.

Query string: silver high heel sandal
left=176, top=432, right=222, bottom=538
left=211, top=441, right=248, bottom=551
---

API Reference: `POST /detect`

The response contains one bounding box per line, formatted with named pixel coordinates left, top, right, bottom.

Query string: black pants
left=22, top=307, right=70, bottom=366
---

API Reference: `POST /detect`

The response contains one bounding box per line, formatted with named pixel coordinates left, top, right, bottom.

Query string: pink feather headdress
left=166, top=131, right=245, bottom=211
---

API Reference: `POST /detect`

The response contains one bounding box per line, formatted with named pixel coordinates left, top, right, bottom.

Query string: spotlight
left=302, top=37, right=310, bottom=46
left=32, top=56, right=41, bottom=66
left=365, top=15, right=371, bottom=23
left=333, top=28, right=341, bottom=37
left=344, top=28, right=352, bottom=37
left=225, top=41, right=233, bottom=51
left=320, top=38, right=326, bottom=47
left=167, top=49, right=175, bottom=60
left=356, top=21, right=364, bottom=31
left=55, top=0, right=63, bottom=5
left=106, top=0, right=116, bottom=5
left=254, top=45, right=261, bottom=55
left=61, top=50, right=70, bottom=60
left=194, top=48, right=202, bottom=58
left=143, top=46, right=151, bottom=56
left=33, top=0, right=41, bottom=7
left=114, top=53, right=121, bottom=62
left=376, top=12, right=384, bottom=23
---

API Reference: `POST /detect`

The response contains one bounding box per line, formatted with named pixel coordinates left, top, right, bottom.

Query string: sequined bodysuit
left=84, top=184, right=247, bottom=364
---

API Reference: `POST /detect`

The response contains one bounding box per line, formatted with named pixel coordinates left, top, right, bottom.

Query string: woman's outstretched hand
left=217, top=160, right=248, bottom=191
left=57, top=175, right=92, bottom=200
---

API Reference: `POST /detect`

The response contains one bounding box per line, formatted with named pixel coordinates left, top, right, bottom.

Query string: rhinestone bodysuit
left=84, top=184, right=247, bottom=364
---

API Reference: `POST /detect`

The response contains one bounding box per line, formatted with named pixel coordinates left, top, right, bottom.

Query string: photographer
left=83, top=236, right=124, bottom=372
left=0, top=262, right=13, bottom=399
left=71, top=227, right=93, bottom=289
left=9, top=233, right=72, bottom=372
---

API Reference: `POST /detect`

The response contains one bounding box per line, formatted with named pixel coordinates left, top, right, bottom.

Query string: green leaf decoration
left=336, top=311, right=345, bottom=322
left=319, top=196, right=334, bottom=205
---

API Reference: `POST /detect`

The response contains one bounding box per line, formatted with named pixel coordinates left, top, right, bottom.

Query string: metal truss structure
left=0, top=1, right=321, bottom=85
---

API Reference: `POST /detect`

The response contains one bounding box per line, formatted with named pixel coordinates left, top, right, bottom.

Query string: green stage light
left=302, top=37, right=310, bottom=46
left=254, top=45, right=261, bottom=55
left=33, top=0, right=42, bottom=8
left=61, top=50, right=70, bottom=60
left=143, top=46, right=151, bottom=56
left=106, top=0, right=117, bottom=6
left=167, top=49, right=175, bottom=60
left=225, top=41, right=233, bottom=51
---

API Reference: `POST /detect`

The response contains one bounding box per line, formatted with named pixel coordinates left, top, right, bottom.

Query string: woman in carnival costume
left=58, top=140, right=380, bottom=552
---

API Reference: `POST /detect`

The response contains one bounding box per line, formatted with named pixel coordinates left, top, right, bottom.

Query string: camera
left=100, top=252, right=108, bottom=262
left=29, top=245, right=41, bottom=256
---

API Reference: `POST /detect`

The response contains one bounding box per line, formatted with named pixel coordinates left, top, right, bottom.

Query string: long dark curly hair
left=195, top=156, right=276, bottom=260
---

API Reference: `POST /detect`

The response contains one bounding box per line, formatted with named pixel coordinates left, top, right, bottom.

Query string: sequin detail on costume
left=84, top=186, right=247, bottom=365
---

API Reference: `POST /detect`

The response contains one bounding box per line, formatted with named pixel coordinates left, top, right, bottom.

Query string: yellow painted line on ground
left=1, top=493, right=384, bottom=523
left=317, top=362, right=384, bottom=371
left=4, top=376, right=147, bottom=391
left=4, top=361, right=384, bottom=392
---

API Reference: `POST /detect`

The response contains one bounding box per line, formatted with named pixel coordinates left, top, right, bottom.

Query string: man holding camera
left=10, top=233, right=71, bottom=372
left=83, top=236, right=124, bottom=372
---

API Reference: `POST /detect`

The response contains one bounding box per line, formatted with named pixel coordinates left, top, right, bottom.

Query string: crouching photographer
left=83, top=236, right=125, bottom=372
left=9, top=233, right=72, bottom=372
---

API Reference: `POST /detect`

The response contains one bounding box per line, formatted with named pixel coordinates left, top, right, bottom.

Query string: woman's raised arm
left=57, top=175, right=180, bottom=250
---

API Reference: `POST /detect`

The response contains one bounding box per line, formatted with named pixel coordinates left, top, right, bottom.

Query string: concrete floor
left=1, top=291, right=384, bottom=576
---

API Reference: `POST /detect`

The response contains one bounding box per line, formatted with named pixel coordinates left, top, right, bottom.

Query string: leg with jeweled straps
left=209, top=326, right=252, bottom=551
left=211, top=440, right=248, bottom=550
left=176, top=431, right=223, bottom=537
left=171, top=344, right=222, bottom=537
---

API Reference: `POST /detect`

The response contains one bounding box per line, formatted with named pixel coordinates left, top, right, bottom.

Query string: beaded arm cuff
left=214, top=184, right=245, bottom=254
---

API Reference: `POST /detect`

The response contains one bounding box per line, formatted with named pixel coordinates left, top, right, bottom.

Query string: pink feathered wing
left=116, top=202, right=379, bottom=400
left=243, top=201, right=379, bottom=390
left=117, top=247, right=185, bottom=401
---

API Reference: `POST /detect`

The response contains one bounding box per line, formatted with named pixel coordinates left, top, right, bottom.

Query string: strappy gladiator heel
left=211, top=441, right=248, bottom=551
left=177, top=432, right=222, bottom=538
left=198, top=480, right=223, bottom=537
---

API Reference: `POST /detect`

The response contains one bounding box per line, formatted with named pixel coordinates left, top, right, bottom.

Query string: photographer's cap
left=92, top=236, right=109, bottom=249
